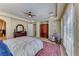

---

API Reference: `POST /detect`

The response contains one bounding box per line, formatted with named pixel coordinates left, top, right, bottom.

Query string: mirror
left=15, top=24, right=24, bottom=32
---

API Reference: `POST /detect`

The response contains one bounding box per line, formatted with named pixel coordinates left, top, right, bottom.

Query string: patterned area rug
left=35, top=41, right=61, bottom=56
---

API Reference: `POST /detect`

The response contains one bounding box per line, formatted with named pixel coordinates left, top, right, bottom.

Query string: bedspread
left=3, top=36, right=43, bottom=56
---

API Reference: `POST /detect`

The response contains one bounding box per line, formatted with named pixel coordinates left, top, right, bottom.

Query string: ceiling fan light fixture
left=28, top=15, right=32, bottom=17
left=24, top=11, right=36, bottom=18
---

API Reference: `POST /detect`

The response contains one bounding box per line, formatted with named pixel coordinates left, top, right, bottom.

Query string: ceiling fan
left=24, top=11, right=36, bottom=18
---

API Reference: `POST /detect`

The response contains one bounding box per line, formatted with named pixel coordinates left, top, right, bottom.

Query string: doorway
left=0, top=19, right=6, bottom=40
left=27, top=23, right=36, bottom=37
left=40, top=24, right=48, bottom=38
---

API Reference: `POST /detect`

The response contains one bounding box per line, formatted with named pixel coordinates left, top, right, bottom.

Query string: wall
left=10, top=18, right=28, bottom=38
left=36, top=22, right=40, bottom=37
left=76, top=3, right=79, bottom=55
left=0, top=16, right=28, bottom=39
left=57, top=3, right=66, bottom=18
left=61, top=18, right=64, bottom=39
left=48, top=17, right=61, bottom=38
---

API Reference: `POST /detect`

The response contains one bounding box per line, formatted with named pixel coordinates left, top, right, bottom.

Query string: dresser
left=14, top=31, right=27, bottom=38
left=14, top=24, right=27, bottom=38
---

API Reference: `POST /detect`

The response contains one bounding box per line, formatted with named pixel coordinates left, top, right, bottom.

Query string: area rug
left=35, top=41, right=61, bottom=56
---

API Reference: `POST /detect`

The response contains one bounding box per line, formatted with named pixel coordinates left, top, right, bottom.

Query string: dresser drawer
left=14, top=31, right=27, bottom=38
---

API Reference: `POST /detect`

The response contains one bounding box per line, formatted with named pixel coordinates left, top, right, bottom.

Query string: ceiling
left=0, top=3, right=65, bottom=21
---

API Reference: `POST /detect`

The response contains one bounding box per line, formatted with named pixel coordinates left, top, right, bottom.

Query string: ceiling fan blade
left=32, top=15, right=36, bottom=16
left=24, top=10, right=36, bottom=18
left=24, top=12, right=28, bottom=14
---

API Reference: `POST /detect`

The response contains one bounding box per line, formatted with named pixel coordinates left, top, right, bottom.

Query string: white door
left=27, top=24, right=34, bottom=37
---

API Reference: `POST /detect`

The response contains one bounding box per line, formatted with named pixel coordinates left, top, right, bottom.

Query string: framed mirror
left=15, top=24, right=24, bottom=32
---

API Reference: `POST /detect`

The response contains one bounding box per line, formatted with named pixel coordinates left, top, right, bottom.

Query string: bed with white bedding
left=2, top=36, right=43, bottom=56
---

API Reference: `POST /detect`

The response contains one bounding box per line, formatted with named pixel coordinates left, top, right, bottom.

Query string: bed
left=0, top=36, right=43, bottom=56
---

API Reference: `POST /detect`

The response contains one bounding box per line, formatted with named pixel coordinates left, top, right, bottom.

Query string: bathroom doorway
left=0, top=19, right=6, bottom=40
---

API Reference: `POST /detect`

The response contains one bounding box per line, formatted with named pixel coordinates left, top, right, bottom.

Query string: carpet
left=35, top=41, right=61, bottom=56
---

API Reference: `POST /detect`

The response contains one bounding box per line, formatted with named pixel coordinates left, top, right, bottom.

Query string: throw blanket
left=35, top=41, right=61, bottom=56
left=0, top=40, right=13, bottom=56
left=3, top=36, right=43, bottom=56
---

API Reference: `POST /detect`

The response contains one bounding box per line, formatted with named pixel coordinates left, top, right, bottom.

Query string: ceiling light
left=28, top=15, right=32, bottom=17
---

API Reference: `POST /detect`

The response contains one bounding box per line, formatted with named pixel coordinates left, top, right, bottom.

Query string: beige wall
left=0, top=16, right=28, bottom=39
left=57, top=3, right=66, bottom=18
left=10, top=18, right=28, bottom=38
left=40, top=21, right=48, bottom=24
left=48, top=17, right=61, bottom=38
left=76, top=4, right=79, bottom=55
left=61, top=18, right=64, bottom=39
left=36, top=22, right=40, bottom=37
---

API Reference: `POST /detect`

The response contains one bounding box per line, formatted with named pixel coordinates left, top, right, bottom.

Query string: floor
left=40, top=38, right=67, bottom=56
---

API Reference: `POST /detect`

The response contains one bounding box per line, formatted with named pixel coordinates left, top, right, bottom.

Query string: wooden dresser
left=14, top=24, right=27, bottom=38
left=14, top=31, right=27, bottom=38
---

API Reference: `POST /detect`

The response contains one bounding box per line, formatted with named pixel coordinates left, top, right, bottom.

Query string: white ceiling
left=0, top=3, right=56, bottom=20
left=0, top=3, right=65, bottom=21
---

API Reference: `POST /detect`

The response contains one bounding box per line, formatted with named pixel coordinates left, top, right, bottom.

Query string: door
left=40, top=24, right=48, bottom=38
left=27, top=24, right=36, bottom=37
